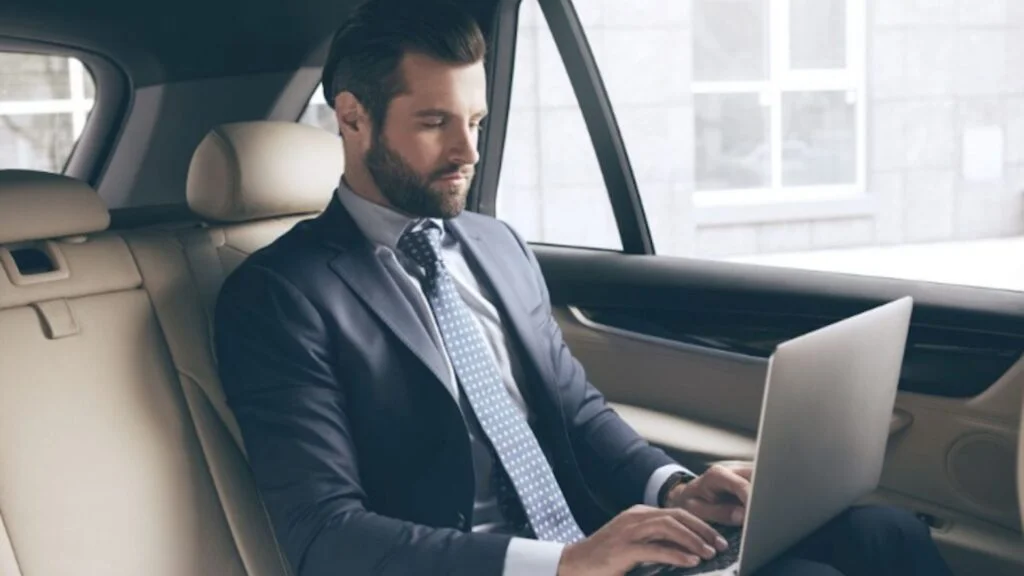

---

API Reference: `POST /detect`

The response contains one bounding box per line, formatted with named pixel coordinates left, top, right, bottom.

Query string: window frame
left=478, top=0, right=655, bottom=255
left=0, top=38, right=130, bottom=186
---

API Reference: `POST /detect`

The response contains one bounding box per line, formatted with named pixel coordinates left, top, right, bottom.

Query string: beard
left=365, top=133, right=473, bottom=219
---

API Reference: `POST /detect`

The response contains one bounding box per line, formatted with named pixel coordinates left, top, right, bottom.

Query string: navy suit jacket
left=214, top=196, right=677, bottom=576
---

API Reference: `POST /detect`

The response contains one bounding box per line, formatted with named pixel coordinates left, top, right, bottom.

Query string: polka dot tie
left=399, top=223, right=585, bottom=544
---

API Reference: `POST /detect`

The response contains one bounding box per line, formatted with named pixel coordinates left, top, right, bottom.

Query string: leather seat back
left=0, top=171, right=290, bottom=576
left=130, top=120, right=342, bottom=451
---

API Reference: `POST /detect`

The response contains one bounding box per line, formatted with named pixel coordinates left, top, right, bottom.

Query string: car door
left=471, top=1, right=1024, bottom=575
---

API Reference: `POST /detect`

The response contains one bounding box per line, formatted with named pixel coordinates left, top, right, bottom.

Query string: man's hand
left=665, top=463, right=753, bottom=526
left=556, top=505, right=730, bottom=576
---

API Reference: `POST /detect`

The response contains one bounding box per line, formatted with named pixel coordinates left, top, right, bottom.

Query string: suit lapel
left=447, top=218, right=557, bottom=390
left=314, top=197, right=451, bottom=389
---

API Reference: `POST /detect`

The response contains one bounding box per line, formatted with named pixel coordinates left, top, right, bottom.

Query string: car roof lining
left=0, top=0, right=499, bottom=87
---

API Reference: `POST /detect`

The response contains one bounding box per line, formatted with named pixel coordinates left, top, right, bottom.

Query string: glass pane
left=695, top=93, right=770, bottom=190
left=0, top=53, right=71, bottom=100
left=782, top=91, right=856, bottom=186
left=790, top=0, right=846, bottom=70
left=494, top=0, right=621, bottom=251
left=694, top=0, right=769, bottom=82
left=299, top=95, right=339, bottom=134
left=84, top=72, right=96, bottom=99
left=0, top=54, right=95, bottom=173
left=0, top=113, right=75, bottom=172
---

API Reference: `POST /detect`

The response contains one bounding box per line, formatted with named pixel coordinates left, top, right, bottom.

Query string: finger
left=625, top=542, right=701, bottom=570
left=616, top=504, right=667, bottom=529
left=633, top=517, right=717, bottom=560
left=657, top=508, right=729, bottom=551
left=685, top=499, right=746, bottom=527
left=706, top=466, right=752, bottom=506
left=731, top=466, right=753, bottom=480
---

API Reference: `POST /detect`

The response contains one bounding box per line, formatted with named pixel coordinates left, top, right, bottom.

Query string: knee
left=757, top=558, right=845, bottom=576
left=842, top=506, right=932, bottom=550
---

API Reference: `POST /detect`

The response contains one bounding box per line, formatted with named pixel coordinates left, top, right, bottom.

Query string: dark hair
left=322, top=0, right=487, bottom=129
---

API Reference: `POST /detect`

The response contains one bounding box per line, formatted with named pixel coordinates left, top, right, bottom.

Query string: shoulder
left=452, top=210, right=531, bottom=256
left=219, top=219, right=334, bottom=302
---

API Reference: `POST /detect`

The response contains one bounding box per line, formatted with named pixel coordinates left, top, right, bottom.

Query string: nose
left=448, top=123, right=480, bottom=167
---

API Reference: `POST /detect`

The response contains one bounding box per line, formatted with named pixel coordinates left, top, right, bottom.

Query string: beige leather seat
left=123, top=120, right=342, bottom=451
left=0, top=122, right=340, bottom=576
left=0, top=170, right=290, bottom=576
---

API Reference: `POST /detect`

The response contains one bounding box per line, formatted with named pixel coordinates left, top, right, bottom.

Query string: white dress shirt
left=335, top=180, right=687, bottom=576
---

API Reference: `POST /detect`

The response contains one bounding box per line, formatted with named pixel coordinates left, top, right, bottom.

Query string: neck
left=342, top=164, right=392, bottom=210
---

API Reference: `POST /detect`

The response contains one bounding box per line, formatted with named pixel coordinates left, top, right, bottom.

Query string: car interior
left=0, top=0, right=1022, bottom=575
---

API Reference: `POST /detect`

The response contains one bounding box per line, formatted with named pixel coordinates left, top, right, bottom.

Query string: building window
left=0, top=53, right=96, bottom=173
left=692, top=0, right=865, bottom=204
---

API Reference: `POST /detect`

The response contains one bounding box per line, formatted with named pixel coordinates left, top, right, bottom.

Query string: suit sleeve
left=214, top=264, right=511, bottom=576
left=502, top=223, right=678, bottom=513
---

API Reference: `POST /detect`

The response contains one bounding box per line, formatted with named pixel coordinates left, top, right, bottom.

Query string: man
left=215, top=1, right=954, bottom=575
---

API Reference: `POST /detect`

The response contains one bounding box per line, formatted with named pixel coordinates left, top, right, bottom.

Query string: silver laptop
left=633, top=296, right=913, bottom=576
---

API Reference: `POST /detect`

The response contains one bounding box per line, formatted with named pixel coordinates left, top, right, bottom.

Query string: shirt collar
left=335, top=176, right=444, bottom=252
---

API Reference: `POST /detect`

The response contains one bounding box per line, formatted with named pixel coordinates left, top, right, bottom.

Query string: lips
left=436, top=171, right=472, bottom=182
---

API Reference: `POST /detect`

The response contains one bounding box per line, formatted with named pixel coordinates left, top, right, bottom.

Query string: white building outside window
left=0, top=54, right=96, bottom=173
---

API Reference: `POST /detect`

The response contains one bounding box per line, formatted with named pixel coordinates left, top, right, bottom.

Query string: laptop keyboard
left=627, top=524, right=743, bottom=576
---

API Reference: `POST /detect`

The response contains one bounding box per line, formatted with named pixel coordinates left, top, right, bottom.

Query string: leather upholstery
left=0, top=122, right=340, bottom=574
left=186, top=121, right=343, bottom=223
left=0, top=169, right=295, bottom=575
left=0, top=235, right=141, bottom=310
left=0, top=170, right=110, bottom=244
left=0, top=511, right=17, bottom=576
left=0, top=289, right=254, bottom=575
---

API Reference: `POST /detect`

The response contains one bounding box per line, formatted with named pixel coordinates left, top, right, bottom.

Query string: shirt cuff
left=645, top=464, right=694, bottom=507
left=502, top=537, right=565, bottom=576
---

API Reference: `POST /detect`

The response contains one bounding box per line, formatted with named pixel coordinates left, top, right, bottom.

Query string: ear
left=334, top=91, right=369, bottom=138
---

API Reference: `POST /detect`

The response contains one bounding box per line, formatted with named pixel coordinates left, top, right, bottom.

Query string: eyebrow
left=414, top=108, right=489, bottom=119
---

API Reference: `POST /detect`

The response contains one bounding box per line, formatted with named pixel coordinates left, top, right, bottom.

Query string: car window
left=494, top=0, right=622, bottom=250
left=497, top=0, right=1024, bottom=292
left=0, top=52, right=96, bottom=173
left=299, top=85, right=339, bottom=134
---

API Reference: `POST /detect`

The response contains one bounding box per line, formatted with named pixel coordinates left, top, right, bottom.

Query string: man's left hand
left=664, top=463, right=753, bottom=526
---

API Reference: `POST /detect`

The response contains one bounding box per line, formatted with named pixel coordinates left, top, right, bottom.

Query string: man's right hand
left=556, top=505, right=730, bottom=576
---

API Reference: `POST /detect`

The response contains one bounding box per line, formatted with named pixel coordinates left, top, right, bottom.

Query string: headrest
left=0, top=170, right=111, bottom=244
left=187, top=121, right=344, bottom=223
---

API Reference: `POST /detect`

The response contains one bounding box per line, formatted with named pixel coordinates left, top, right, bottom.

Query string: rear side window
left=299, top=85, right=339, bottom=134
left=0, top=52, right=96, bottom=173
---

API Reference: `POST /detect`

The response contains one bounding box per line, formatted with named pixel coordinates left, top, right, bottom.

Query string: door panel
left=538, top=246, right=1024, bottom=576
left=555, top=307, right=766, bottom=436
left=606, top=402, right=756, bottom=466
left=882, top=361, right=1024, bottom=532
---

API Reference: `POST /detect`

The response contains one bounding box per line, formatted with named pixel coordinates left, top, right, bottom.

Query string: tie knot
left=398, top=222, right=443, bottom=271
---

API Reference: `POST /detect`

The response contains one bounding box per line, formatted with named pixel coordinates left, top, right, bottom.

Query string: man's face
left=366, top=52, right=488, bottom=219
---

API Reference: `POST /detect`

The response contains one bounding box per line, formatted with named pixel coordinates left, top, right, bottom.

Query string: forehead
left=393, top=52, right=487, bottom=112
